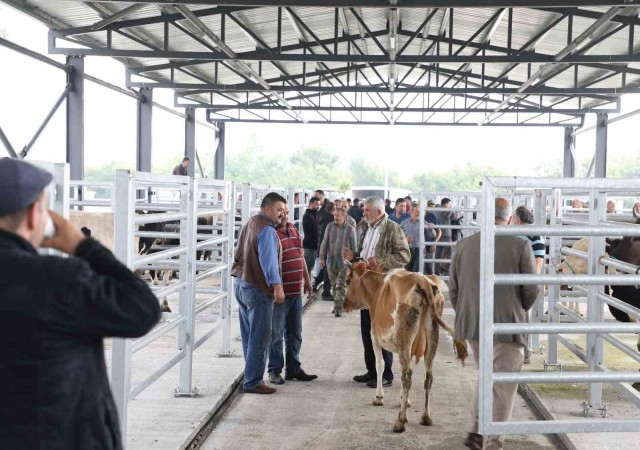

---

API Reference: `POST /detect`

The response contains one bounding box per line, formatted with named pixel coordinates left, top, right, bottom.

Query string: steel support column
left=563, top=126, right=576, bottom=177
left=66, top=56, right=84, bottom=181
left=184, top=107, right=196, bottom=177
left=136, top=88, right=153, bottom=173
left=214, top=121, right=225, bottom=180
left=594, top=113, right=608, bottom=178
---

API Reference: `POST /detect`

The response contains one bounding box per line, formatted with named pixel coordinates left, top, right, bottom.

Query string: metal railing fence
left=478, top=176, right=640, bottom=436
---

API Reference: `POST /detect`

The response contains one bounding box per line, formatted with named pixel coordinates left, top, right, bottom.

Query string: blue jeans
left=268, top=296, right=303, bottom=375
left=235, top=278, right=274, bottom=389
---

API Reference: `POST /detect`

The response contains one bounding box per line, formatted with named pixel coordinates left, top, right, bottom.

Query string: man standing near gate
left=232, top=192, right=287, bottom=394
left=0, top=158, right=161, bottom=450
left=344, top=196, right=410, bottom=388
left=449, top=197, right=539, bottom=450
left=268, top=206, right=317, bottom=384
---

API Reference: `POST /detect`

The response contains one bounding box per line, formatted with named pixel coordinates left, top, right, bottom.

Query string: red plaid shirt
left=276, top=222, right=306, bottom=296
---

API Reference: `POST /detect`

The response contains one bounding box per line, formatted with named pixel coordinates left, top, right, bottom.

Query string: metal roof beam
left=78, top=1, right=640, bottom=8
left=142, top=85, right=640, bottom=94
left=47, top=45, right=640, bottom=64
left=204, top=105, right=613, bottom=114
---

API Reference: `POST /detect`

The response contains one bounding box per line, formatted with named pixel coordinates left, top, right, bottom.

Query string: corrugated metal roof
left=8, top=1, right=640, bottom=125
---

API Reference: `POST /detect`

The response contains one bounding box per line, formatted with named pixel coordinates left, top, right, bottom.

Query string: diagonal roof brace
left=176, top=5, right=307, bottom=123
left=478, top=6, right=625, bottom=125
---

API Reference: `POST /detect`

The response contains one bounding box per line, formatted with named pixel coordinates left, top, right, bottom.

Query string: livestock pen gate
left=478, top=176, right=640, bottom=436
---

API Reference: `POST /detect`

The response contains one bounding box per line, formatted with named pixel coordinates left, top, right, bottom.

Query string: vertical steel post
left=136, top=88, right=153, bottom=173
left=531, top=189, right=546, bottom=351
left=111, top=169, right=136, bottom=446
left=563, top=126, right=576, bottom=178
left=587, top=189, right=605, bottom=408
left=594, top=113, right=608, bottom=178
left=418, top=192, right=425, bottom=274
left=214, top=122, right=225, bottom=180
left=221, top=182, right=236, bottom=355
left=478, top=178, right=496, bottom=435
left=66, top=56, right=84, bottom=184
left=547, top=189, right=561, bottom=365
left=177, top=176, right=198, bottom=396
left=184, top=107, right=196, bottom=177
left=241, top=183, right=252, bottom=225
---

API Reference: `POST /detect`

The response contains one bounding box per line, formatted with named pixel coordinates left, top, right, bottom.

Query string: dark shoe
left=243, top=384, right=276, bottom=394
left=463, top=432, right=483, bottom=450
left=353, top=372, right=376, bottom=383
left=366, top=378, right=393, bottom=388
left=322, top=294, right=334, bottom=301
left=269, top=372, right=285, bottom=385
left=334, top=311, right=342, bottom=317
left=285, top=368, right=318, bottom=381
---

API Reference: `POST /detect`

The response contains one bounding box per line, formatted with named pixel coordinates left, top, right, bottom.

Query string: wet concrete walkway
left=200, top=295, right=558, bottom=450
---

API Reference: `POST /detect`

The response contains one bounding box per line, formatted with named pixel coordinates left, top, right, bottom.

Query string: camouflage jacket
left=356, top=215, right=410, bottom=271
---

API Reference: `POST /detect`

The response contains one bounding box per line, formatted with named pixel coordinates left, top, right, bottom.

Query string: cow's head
left=556, top=238, right=590, bottom=275
left=610, top=219, right=640, bottom=268
left=344, top=259, right=370, bottom=312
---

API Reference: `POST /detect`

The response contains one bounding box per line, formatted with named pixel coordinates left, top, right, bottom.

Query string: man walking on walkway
left=302, top=196, right=320, bottom=277
left=268, top=206, right=317, bottom=385
left=344, top=196, right=410, bottom=388
left=232, top=192, right=287, bottom=394
left=449, top=197, right=539, bottom=450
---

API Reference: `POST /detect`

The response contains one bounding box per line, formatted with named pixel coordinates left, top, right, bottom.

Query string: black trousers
left=406, top=247, right=420, bottom=272
left=360, top=309, right=393, bottom=380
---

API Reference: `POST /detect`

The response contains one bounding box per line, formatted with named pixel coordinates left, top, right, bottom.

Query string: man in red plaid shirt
left=267, top=206, right=318, bottom=385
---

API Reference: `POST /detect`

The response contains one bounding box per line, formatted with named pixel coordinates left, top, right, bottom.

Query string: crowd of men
left=0, top=158, right=545, bottom=450
left=231, top=188, right=543, bottom=450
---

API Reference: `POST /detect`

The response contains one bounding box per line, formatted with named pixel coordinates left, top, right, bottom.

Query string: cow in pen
left=556, top=222, right=640, bottom=389
left=344, top=261, right=467, bottom=433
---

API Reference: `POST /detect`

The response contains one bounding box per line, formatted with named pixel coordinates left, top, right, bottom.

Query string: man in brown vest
left=232, top=192, right=287, bottom=394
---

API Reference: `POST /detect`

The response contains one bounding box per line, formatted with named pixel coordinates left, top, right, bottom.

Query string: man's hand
left=429, top=245, right=436, bottom=253
left=304, top=280, right=313, bottom=301
left=406, top=236, right=414, bottom=245
left=273, top=284, right=285, bottom=304
left=343, top=248, right=354, bottom=262
left=366, top=256, right=377, bottom=269
left=41, top=210, right=85, bottom=254
left=319, top=259, right=326, bottom=269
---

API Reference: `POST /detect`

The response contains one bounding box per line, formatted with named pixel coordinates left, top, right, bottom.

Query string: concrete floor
left=200, top=297, right=558, bottom=450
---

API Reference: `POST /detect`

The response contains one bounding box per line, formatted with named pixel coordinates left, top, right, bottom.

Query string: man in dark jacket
left=302, top=196, right=320, bottom=276
left=172, top=156, right=190, bottom=176
left=317, top=201, right=335, bottom=300
left=0, top=158, right=161, bottom=450
left=348, top=198, right=364, bottom=225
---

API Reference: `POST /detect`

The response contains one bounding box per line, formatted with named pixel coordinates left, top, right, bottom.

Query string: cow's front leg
left=394, top=354, right=412, bottom=433
left=371, top=334, right=385, bottom=406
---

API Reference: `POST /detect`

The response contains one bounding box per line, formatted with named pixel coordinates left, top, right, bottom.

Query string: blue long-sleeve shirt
left=257, top=212, right=282, bottom=286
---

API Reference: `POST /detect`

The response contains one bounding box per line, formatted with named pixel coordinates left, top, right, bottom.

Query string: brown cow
left=345, top=261, right=467, bottom=433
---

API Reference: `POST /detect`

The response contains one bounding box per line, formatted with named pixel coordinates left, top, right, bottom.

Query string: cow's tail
left=417, top=276, right=468, bottom=366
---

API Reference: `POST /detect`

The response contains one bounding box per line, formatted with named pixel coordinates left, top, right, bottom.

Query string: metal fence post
left=586, top=188, right=606, bottom=408
left=221, top=182, right=236, bottom=355
left=111, top=169, right=136, bottom=446
left=547, top=189, right=561, bottom=365
left=478, top=178, right=496, bottom=436
left=177, top=176, right=197, bottom=397
left=418, top=192, right=425, bottom=274
left=531, top=189, right=546, bottom=351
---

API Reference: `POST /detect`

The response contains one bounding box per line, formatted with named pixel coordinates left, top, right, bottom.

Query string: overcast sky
left=1, top=4, right=640, bottom=177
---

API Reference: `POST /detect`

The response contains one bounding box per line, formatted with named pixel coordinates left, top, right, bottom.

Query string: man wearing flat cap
left=0, top=158, right=161, bottom=450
